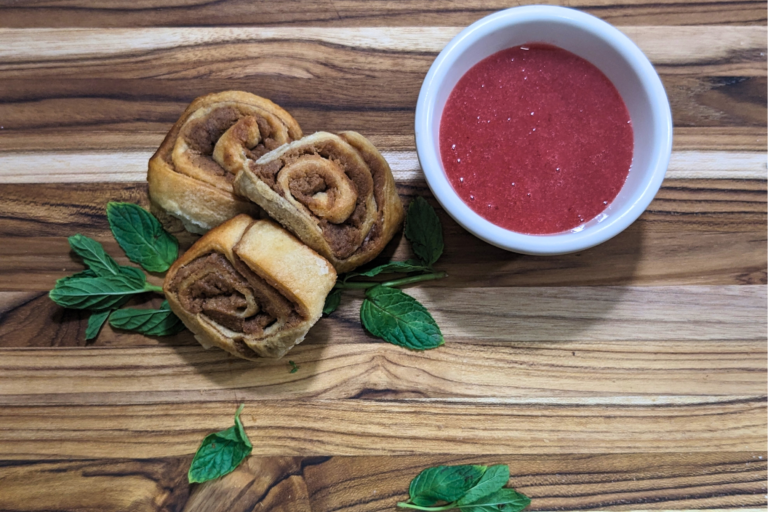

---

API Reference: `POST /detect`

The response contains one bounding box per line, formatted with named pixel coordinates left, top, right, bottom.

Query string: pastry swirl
left=148, top=91, right=302, bottom=234
left=233, top=131, right=404, bottom=273
left=164, top=214, right=336, bottom=360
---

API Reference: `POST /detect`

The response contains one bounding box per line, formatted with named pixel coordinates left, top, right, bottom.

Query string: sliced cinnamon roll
left=148, top=91, right=302, bottom=234
left=233, top=131, right=405, bottom=273
left=164, top=215, right=336, bottom=360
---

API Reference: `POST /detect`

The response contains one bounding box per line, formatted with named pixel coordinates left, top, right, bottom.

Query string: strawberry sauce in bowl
left=439, top=44, right=633, bottom=235
left=415, top=6, right=672, bottom=255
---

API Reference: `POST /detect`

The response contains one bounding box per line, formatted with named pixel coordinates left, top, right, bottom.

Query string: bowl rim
left=414, top=5, right=673, bottom=255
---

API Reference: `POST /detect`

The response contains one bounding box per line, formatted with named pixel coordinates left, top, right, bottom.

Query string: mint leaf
left=323, top=289, right=341, bottom=316
left=68, top=234, right=122, bottom=277
left=360, top=286, right=443, bottom=350
left=56, top=269, right=97, bottom=286
left=288, top=360, right=300, bottom=373
left=107, top=202, right=178, bottom=273
left=109, top=300, right=185, bottom=336
left=405, top=196, right=443, bottom=267
left=457, top=465, right=510, bottom=506
left=85, top=310, right=111, bottom=341
left=49, top=271, right=150, bottom=310
left=348, top=260, right=429, bottom=281
left=188, top=404, right=253, bottom=484
left=460, top=488, right=531, bottom=511
left=408, top=465, right=487, bottom=504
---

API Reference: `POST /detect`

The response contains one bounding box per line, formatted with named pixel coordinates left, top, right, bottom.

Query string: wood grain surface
left=0, top=0, right=765, bottom=510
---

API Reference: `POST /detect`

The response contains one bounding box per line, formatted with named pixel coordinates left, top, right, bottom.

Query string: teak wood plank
left=1, top=150, right=766, bottom=183
left=3, top=286, right=764, bottom=347
left=0, top=127, right=765, bottom=154
left=0, top=26, right=763, bottom=67
left=0, top=453, right=765, bottom=512
left=0, top=338, right=764, bottom=404
left=0, top=398, right=765, bottom=459
left=0, top=27, right=764, bottom=78
left=0, top=0, right=766, bottom=27
left=0, top=75, right=763, bottom=137
left=0, top=180, right=764, bottom=290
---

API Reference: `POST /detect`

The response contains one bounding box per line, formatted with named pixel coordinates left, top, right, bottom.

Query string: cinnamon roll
left=163, top=214, right=336, bottom=360
left=233, top=131, right=404, bottom=273
left=148, top=91, right=302, bottom=234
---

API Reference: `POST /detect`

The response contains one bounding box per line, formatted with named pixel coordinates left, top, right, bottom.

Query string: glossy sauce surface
left=439, top=44, right=634, bottom=234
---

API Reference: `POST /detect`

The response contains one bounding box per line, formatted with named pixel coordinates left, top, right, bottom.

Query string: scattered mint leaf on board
left=398, top=464, right=530, bottom=512
left=409, top=465, right=487, bottom=504
left=323, top=289, right=341, bottom=316
left=348, top=260, right=429, bottom=281
left=456, top=465, right=510, bottom=506
left=288, top=360, right=300, bottom=373
left=188, top=404, right=253, bottom=484
left=107, top=202, right=179, bottom=273
left=49, top=271, right=152, bottom=310
left=360, top=286, right=443, bottom=350
left=68, top=234, right=123, bottom=277
left=404, top=196, right=444, bottom=267
left=109, top=300, right=185, bottom=336
left=85, top=310, right=111, bottom=341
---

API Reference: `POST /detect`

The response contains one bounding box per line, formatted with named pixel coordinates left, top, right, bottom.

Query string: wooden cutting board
left=0, top=2, right=766, bottom=511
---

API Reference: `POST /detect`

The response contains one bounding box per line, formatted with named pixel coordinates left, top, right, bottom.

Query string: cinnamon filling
left=168, top=253, right=301, bottom=337
left=251, top=140, right=378, bottom=259
left=175, top=106, right=279, bottom=181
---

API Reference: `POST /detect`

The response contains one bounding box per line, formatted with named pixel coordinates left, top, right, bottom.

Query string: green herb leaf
left=360, top=286, right=443, bottom=350
left=109, top=300, right=185, bottom=336
left=456, top=465, right=510, bottom=506
left=68, top=234, right=123, bottom=277
left=188, top=404, right=253, bottom=484
left=459, top=488, right=531, bottom=511
left=288, top=360, right=300, bottom=373
left=323, top=289, right=341, bottom=316
left=405, top=196, right=444, bottom=267
left=49, top=271, right=150, bottom=310
left=56, top=269, right=97, bottom=286
left=107, top=202, right=178, bottom=273
left=408, top=465, right=487, bottom=505
left=348, top=260, right=429, bottom=281
left=85, top=310, right=111, bottom=341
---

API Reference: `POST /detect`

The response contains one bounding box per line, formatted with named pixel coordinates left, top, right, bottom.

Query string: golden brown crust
left=163, top=214, right=336, bottom=360
left=148, top=91, right=302, bottom=234
left=233, top=131, right=405, bottom=273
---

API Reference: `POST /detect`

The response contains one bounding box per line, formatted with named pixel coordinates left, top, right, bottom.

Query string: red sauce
left=439, top=44, right=633, bottom=234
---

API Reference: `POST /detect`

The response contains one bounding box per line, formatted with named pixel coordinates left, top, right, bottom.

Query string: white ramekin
left=415, top=5, right=673, bottom=255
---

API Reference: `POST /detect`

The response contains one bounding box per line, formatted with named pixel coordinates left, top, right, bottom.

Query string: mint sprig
left=188, top=404, right=253, bottom=484
left=325, top=196, right=447, bottom=351
left=398, top=464, right=530, bottom=512
left=107, top=202, right=179, bottom=273
left=50, top=204, right=185, bottom=342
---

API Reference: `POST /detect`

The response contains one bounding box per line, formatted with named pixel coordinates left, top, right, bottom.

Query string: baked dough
left=164, top=215, right=336, bottom=360
left=233, top=131, right=404, bottom=273
left=148, top=91, right=302, bottom=234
